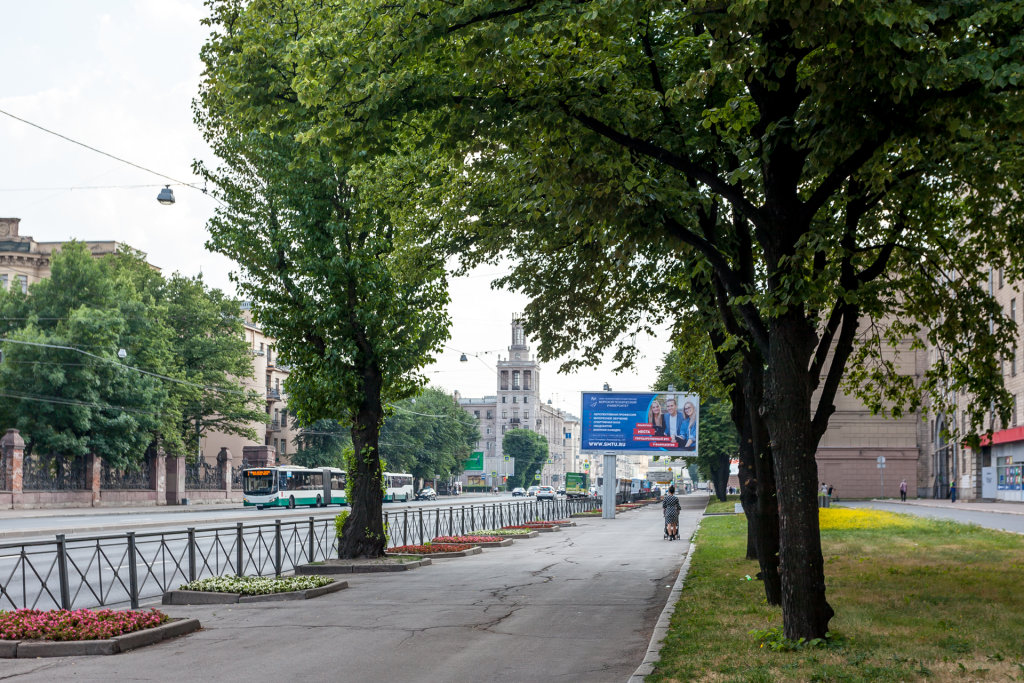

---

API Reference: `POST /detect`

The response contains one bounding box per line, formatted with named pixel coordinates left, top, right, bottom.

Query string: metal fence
left=0, top=497, right=597, bottom=612
left=185, top=460, right=222, bottom=490
left=22, top=454, right=88, bottom=491
left=101, top=459, right=153, bottom=490
left=0, top=454, right=6, bottom=491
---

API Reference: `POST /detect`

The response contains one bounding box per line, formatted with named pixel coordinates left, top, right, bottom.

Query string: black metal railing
left=101, top=459, right=153, bottom=490
left=0, top=454, right=6, bottom=491
left=0, top=498, right=598, bottom=611
left=185, top=461, right=222, bottom=490
left=230, top=466, right=244, bottom=489
left=22, top=454, right=88, bottom=491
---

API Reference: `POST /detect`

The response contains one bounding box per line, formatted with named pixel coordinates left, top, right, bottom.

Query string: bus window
left=243, top=470, right=276, bottom=495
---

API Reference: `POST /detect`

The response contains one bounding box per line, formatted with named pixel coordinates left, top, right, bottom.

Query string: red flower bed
left=390, top=544, right=473, bottom=554
left=432, top=536, right=504, bottom=543
left=0, top=608, right=168, bottom=641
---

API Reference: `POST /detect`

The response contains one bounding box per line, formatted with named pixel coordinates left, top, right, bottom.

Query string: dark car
left=511, top=487, right=527, bottom=497
left=415, top=487, right=437, bottom=501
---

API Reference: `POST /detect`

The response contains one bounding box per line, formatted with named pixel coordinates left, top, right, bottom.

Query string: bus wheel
left=288, top=496, right=296, bottom=509
left=315, top=495, right=323, bottom=508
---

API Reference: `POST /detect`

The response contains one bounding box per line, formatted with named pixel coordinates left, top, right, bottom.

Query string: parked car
left=536, top=485, right=556, bottom=501
left=556, top=487, right=566, bottom=496
left=511, top=487, right=527, bottom=497
left=415, top=487, right=437, bottom=501
left=527, top=485, right=540, bottom=496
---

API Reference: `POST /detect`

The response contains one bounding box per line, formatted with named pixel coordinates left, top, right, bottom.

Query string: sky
left=0, top=0, right=671, bottom=415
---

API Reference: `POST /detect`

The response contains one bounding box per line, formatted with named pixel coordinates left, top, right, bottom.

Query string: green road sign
left=466, top=451, right=484, bottom=470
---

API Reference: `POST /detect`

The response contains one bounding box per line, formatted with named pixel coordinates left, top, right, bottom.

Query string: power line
left=0, top=337, right=248, bottom=396
left=0, top=107, right=196, bottom=188
left=0, top=390, right=158, bottom=416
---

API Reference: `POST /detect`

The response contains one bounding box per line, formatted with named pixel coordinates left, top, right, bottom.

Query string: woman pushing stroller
left=663, top=485, right=681, bottom=540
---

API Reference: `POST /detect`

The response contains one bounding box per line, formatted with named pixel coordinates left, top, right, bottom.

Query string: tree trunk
left=338, top=366, right=387, bottom=559
left=733, top=383, right=759, bottom=561
left=764, top=313, right=833, bottom=640
left=713, top=449, right=730, bottom=501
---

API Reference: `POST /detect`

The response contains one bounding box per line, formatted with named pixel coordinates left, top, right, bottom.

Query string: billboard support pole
left=602, top=453, right=616, bottom=519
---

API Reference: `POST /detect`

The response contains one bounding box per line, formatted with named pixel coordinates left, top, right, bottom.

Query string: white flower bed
left=180, top=575, right=334, bottom=595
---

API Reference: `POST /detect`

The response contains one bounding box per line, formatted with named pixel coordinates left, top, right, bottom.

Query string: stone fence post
left=166, top=455, right=186, bottom=505
left=88, top=454, right=102, bottom=506
left=1, top=428, right=24, bottom=493
left=218, top=447, right=233, bottom=492
left=151, top=449, right=167, bottom=505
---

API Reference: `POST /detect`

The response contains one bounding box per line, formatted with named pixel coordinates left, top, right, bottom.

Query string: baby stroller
left=664, top=520, right=678, bottom=541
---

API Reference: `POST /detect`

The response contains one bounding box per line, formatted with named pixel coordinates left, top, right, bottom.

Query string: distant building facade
left=456, top=317, right=581, bottom=489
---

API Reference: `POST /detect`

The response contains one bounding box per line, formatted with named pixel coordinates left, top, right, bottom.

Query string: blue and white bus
left=383, top=472, right=414, bottom=502
left=242, top=466, right=347, bottom=509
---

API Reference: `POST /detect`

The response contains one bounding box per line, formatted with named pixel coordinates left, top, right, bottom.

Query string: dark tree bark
left=743, top=353, right=781, bottom=606
left=764, top=313, right=833, bottom=638
left=733, top=382, right=759, bottom=561
left=338, top=364, right=387, bottom=559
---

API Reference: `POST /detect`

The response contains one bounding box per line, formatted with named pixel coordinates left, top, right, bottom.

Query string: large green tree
left=379, top=388, right=479, bottom=484
left=197, top=1, right=451, bottom=558
left=502, top=429, right=549, bottom=490
left=280, top=0, right=1024, bottom=639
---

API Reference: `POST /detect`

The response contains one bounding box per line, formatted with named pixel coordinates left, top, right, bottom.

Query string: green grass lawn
left=650, top=508, right=1024, bottom=682
left=705, top=494, right=742, bottom=515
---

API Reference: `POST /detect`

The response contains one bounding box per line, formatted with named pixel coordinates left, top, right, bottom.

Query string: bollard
left=127, top=532, right=139, bottom=609
left=309, top=517, right=316, bottom=562
left=274, top=520, right=282, bottom=577
left=55, top=534, right=71, bottom=610
left=187, top=528, right=197, bottom=582
left=236, top=523, right=244, bottom=576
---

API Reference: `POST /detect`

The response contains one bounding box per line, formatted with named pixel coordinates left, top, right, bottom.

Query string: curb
left=1, top=617, right=202, bottom=658
left=295, top=558, right=432, bottom=574
left=162, top=579, right=348, bottom=605
left=413, top=546, right=482, bottom=559
left=469, top=538, right=514, bottom=547
left=513, top=526, right=560, bottom=533
left=628, top=523, right=701, bottom=682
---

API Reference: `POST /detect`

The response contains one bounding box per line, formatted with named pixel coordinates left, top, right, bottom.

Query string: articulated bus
left=242, top=466, right=347, bottom=509
left=383, top=472, right=414, bottom=502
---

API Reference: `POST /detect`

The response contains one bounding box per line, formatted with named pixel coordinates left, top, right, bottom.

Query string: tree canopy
left=0, top=242, right=263, bottom=467
left=502, top=428, right=549, bottom=490
left=197, top=0, right=1024, bottom=638
left=379, top=388, right=479, bottom=483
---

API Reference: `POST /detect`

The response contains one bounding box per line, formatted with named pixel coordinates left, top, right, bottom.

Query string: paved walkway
left=1, top=497, right=705, bottom=683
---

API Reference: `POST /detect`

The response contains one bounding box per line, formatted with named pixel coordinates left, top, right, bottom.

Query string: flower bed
left=432, top=535, right=505, bottom=543
left=0, top=608, right=167, bottom=642
left=390, top=543, right=473, bottom=554
left=179, top=575, right=334, bottom=595
left=471, top=528, right=534, bottom=536
left=503, top=523, right=557, bottom=529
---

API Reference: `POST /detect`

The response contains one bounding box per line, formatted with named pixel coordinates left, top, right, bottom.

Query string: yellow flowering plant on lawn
left=818, top=507, right=915, bottom=530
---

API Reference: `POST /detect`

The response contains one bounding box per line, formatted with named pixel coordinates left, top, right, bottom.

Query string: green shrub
left=335, top=511, right=349, bottom=538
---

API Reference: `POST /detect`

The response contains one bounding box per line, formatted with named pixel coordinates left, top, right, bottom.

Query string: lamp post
left=156, top=186, right=175, bottom=205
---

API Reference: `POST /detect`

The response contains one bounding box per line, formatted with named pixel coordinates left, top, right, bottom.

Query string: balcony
left=509, top=418, right=521, bottom=425
left=267, top=420, right=282, bottom=432
left=267, top=388, right=281, bottom=401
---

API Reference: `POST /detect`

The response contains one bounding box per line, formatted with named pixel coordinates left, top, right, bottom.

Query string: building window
left=999, top=267, right=1004, bottom=289
left=486, top=428, right=491, bottom=434
left=16, top=275, right=27, bottom=293
left=524, top=371, right=532, bottom=390
left=524, top=411, right=529, bottom=420
left=1013, top=299, right=1018, bottom=323
left=502, top=410, right=507, bottom=419
left=486, top=410, right=492, bottom=419
left=513, top=396, right=518, bottom=403
left=523, top=396, right=528, bottom=404
left=512, top=370, right=520, bottom=390
left=281, top=409, right=287, bottom=428
left=281, top=441, right=287, bottom=456
left=501, top=426, right=506, bottom=434
left=501, top=396, right=506, bottom=404
left=0, top=274, right=7, bottom=289
left=474, top=410, right=480, bottom=418
left=1013, top=348, right=1018, bottom=377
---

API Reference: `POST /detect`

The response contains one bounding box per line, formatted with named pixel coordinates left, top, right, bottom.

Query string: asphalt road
left=0, top=498, right=704, bottom=683
left=840, top=499, right=1024, bottom=534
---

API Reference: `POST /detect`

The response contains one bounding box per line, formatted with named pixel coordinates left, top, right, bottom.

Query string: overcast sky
left=0, top=0, right=670, bottom=415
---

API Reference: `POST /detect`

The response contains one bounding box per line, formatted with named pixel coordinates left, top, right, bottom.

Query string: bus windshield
left=243, top=470, right=277, bottom=495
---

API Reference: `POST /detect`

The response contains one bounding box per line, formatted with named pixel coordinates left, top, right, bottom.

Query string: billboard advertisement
left=465, top=451, right=484, bottom=471
left=581, top=391, right=699, bottom=454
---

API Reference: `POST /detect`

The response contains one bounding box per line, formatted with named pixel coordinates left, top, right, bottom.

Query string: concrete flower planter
left=162, top=579, right=348, bottom=605
left=295, top=556, right=432, bottom=574
left=414, top=546, right=482, bottom=559
left=0, top=618, right=201, bottom=658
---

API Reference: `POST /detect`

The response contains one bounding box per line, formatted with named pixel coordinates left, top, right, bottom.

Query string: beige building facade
left=457, top=318, right=581, bottom=489
left=200, top=302, right=298, bottom=467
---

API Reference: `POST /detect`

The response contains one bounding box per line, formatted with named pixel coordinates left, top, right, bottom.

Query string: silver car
left=536, top=485, right=556, bottom=501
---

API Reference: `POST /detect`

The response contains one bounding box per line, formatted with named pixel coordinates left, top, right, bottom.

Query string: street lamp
left=603, top=383, right=612, bottom=391
left=117, top=348, right=127, bottom=360
left=156, top=185, right=175, bottom=205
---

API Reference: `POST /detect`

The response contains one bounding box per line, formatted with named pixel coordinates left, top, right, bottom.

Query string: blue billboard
left=581, top=391, right=700, bottom=454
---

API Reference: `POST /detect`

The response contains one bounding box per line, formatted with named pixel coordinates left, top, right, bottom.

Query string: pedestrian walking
left=899, top=479, right=907, bottom=502
left=950, top=480, right=957, bottom=503
left=662, top=485, right=681, bottom=540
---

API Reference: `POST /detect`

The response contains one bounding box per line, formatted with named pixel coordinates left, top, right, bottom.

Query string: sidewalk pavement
left=863, top=497, right=1024, bottom=516
left=1, top=498, right=705, bottom=683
